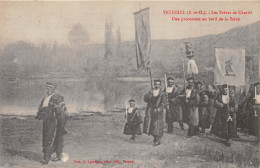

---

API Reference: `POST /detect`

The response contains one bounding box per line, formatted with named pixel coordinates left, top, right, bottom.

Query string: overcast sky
left=0, top=1, right=259, bottom=46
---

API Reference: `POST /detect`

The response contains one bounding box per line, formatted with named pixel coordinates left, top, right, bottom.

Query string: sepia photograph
left=0, top=1, right=259, bottom=167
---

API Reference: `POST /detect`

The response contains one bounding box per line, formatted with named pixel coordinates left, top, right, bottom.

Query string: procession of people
left=36, top=44, right=259, bottom=165
left=134, top=76, right=260, bottom=147
left=122, top=42, right=260, bottom=149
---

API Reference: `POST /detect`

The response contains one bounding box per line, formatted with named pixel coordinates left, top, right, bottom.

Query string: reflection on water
left=0, top=77, right=151, bottom=115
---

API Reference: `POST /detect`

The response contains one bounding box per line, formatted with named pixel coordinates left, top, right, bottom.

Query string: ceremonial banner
left=214, top=48, right=245, bottom=85
left=133, top=7, right=151, bottom=70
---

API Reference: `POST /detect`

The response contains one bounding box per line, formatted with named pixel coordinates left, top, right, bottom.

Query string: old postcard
left=0, top=1, right=259, bottom=168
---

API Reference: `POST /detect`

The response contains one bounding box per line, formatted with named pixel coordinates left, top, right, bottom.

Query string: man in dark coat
left=210, top=84, right=235, bottom=147
left=198, top=90, right=210, bottom=133
left=123, top=99, right=143, bottom=140
left=36, top=82, right=67, bottom=164
left=206, top=84, right=218, bottom=131
left=184, top=77, right=200, bottom=138
left=164, top=77, right=184, bottom=133
left=143, top=79, right=165, bottom=146
left=240, top=82, right=260, bottom=143
left=196, top=81, right=210, bottom=133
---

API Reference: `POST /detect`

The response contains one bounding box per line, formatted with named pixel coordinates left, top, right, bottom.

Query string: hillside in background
left=0, top=21, right=259, bottom=83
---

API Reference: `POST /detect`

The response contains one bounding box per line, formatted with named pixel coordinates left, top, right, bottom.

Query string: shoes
left=52, top=157, right=61, bottom=162
left=225, top=142, right=231, bottom=147
left=130, top=137, right=135, bottom=141
left=40, top=159, right=49, bottom=165
left=153, top=142, right=160, bottom=146
left=186, top=135, right=192, bottom=138
left=62, top=130, right=67, bottom=136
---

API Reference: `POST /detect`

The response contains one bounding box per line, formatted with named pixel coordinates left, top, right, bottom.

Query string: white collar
left=222, top=95, right=229, bottom=104
left=127, top=107, right=135, bottom=113
left=255, top=94, right=260, bottom=104
left=153, top=89, right=160, bottom=97
left=166, top=86, right=174, bottom=93
left=42, top=92, right=55, bottom=107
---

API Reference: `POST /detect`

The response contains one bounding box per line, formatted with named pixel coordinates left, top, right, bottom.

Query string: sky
left=0, top=1, right=259, bottom=46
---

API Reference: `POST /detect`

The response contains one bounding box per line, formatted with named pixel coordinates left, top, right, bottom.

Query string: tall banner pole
left=181, top=43, right=186, bottom=91
left=149, top=68, right=153, bottom=89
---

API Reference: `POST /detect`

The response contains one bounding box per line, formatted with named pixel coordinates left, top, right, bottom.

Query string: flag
left=133, top=7, right=151, bottom=71
left=214, top=48, right=245, bottom=85
left=187, top=59, right=199, bottom=75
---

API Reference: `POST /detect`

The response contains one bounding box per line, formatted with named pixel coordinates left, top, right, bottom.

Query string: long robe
left=198, top=91, right=210, bottom=130
left=143, top=89, right=165, bottom=136
left=210, top=94, right=235, bottom=140
left=241, top=87, right=260, bottom=138
left=165, top=85, right=182, bottom=123
left=36, top=92, right=67, bottom=157
left=186, top=89, right=200, bottom=127
left=123, top=107, right=143, bottom=135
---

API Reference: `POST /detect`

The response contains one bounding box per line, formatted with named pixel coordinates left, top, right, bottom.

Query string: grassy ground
left=0, top=112, right=259, bottom=168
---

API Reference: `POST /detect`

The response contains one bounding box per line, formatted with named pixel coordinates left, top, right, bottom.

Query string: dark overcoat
left=210, top=94, right=235, bottom=139
left=186, top=89, right=200, bottom=126
left=36, top=92, right=67, bottom=155
left=123, top=107, right=143, bottom=135
left=165, top=85, right=182, bottom=123
left=198, top=91, right=210, bottom=129
left=143, top=89, right=165, bottom=136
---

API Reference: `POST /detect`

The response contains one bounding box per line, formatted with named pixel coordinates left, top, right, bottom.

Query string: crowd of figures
left=124, top=77, right=260, bottom=147
left=35, top=78, right=260, bottom=165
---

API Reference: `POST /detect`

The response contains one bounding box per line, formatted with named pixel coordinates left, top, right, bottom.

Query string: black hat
left=222, top=84, right=228, bottom=88
left=128, top=99, right=135, bottom=103
left=167, top=77, right=174, bottom=81
left=202, top=90, right=209, bottom=95
left=154, top=79, right=161, bottom=84
left=254, top=82, right=260, bottom=86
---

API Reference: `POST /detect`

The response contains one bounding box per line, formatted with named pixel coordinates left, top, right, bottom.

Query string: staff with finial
left=181, top=43, right=186, bottom=91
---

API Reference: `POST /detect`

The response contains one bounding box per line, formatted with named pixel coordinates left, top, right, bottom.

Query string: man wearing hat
left=36, top=82, right=67, bottom=164
left=164, top=77, right=184, bottom=133
left=143, top=79, right=165, bottom=146
left=210, top=84, right=236, bottom=146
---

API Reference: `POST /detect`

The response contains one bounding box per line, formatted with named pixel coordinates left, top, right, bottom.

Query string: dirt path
left=0, top=113, right=259, bottom=168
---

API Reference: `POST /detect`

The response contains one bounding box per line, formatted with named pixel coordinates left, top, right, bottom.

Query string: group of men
left=36, top=78, right=260, bottom=164
left=142, top=76, right=260, bottom=147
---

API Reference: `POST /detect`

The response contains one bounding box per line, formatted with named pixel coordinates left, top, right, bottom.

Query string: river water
left=0, top=77, right=151, bottom=116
